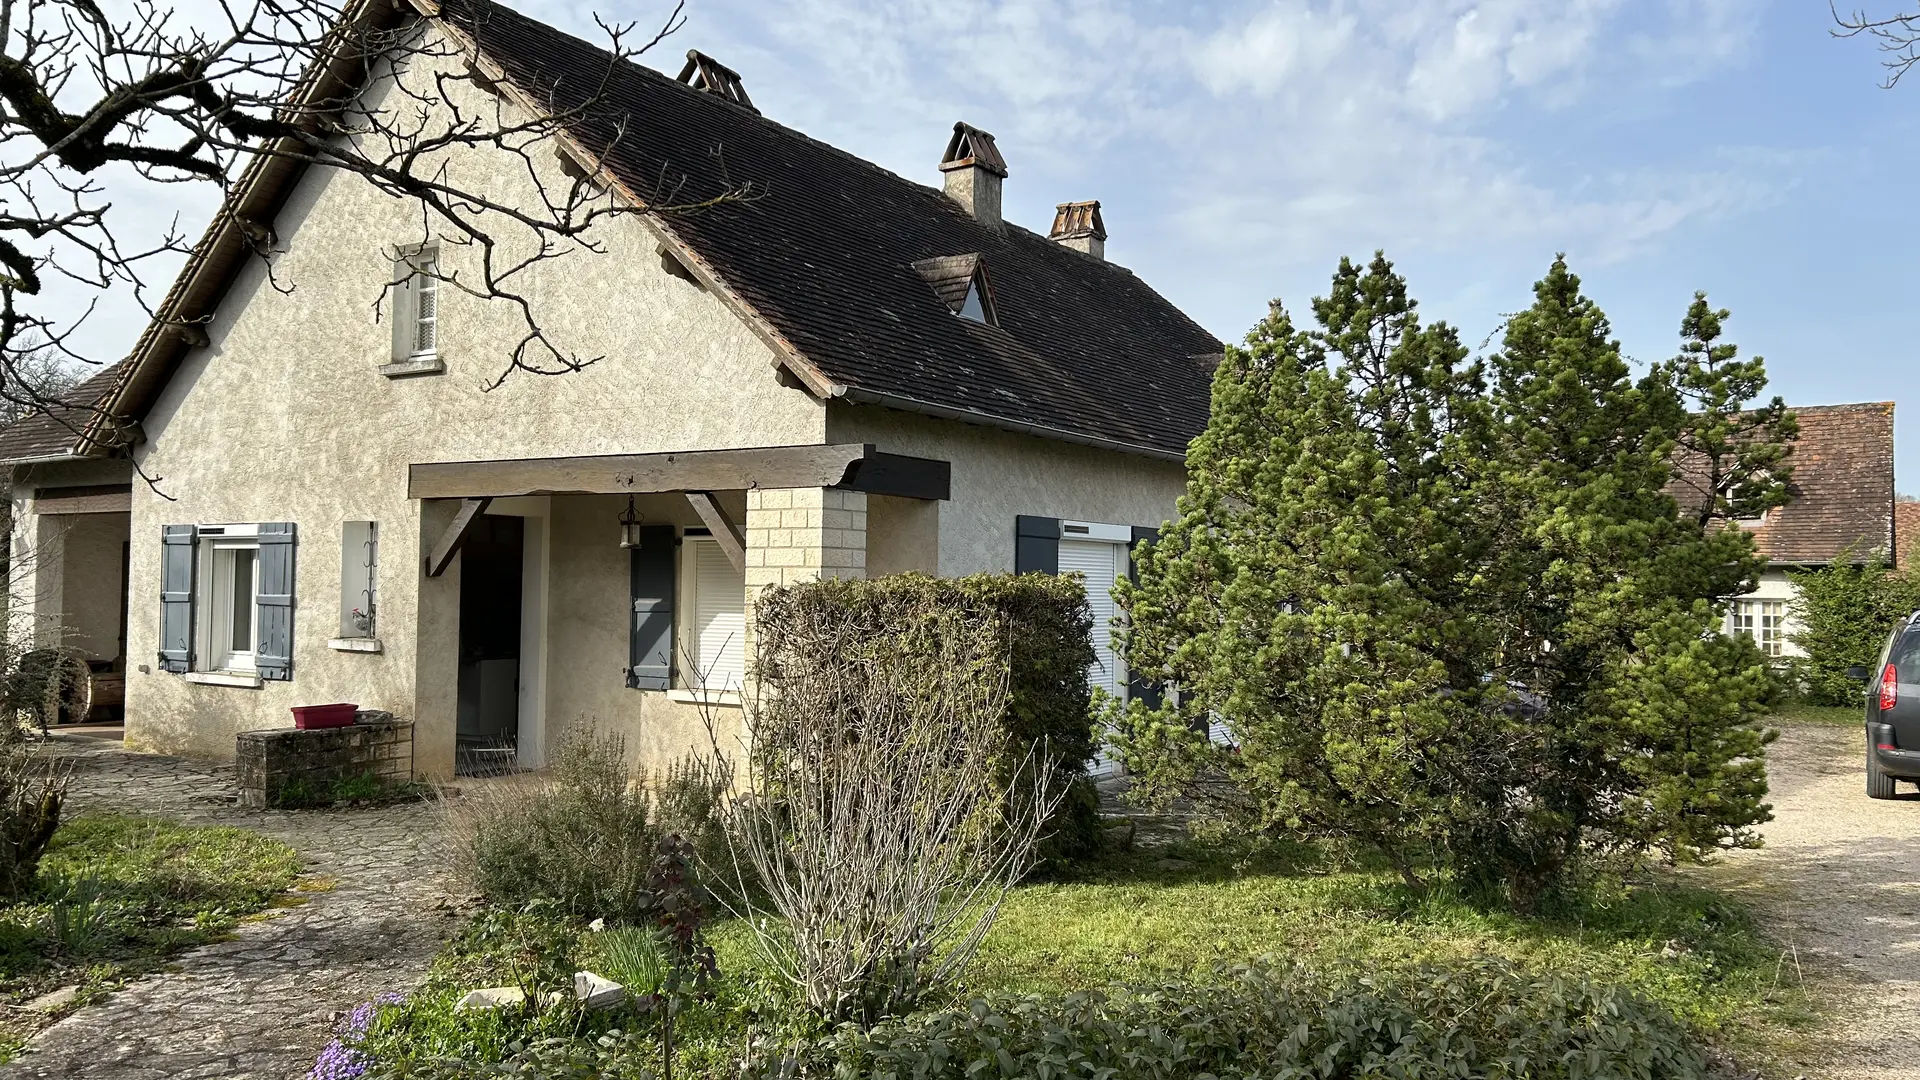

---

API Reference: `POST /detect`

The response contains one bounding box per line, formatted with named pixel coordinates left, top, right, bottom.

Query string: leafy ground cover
left=354, top=841, right=1813, bottom=1078
left=0, top=813, right=303, bottom=1058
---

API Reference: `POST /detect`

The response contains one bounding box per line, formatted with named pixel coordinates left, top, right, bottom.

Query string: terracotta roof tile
left=1897, top=500, right=1920, bottom=570
left=1750, top=402, right=1895, bottom=566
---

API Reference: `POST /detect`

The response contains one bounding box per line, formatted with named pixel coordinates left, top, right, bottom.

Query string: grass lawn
left=0, top=813, right=303, bottom=1059
left=1773, top=701, right=1863, bottom=727
left=701, top=841, right=1817, bottom=1069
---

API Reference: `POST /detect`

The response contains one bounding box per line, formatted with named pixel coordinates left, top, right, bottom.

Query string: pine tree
left=1117, top=253, right=1493, bottom=888
left=1120, top=255, right=1784, bottom=909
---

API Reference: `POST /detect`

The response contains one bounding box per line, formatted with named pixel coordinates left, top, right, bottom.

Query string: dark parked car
left=1862, top=614, right=1920, bottom=799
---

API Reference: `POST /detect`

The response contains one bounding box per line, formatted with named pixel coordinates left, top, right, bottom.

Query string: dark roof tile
left=444, top=0, right=1221, bottom=456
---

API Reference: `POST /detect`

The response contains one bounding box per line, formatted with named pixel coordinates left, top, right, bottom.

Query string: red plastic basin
left=291, top=703, right=359, bottom=730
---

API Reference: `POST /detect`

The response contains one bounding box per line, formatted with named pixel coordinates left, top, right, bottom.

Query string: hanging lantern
left=619, top=495, right=644, bottom=548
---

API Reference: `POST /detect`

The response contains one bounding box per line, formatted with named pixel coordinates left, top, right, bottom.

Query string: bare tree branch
left=0, top=0, right=753, bottom=464
left=1834, top=3, right=1920, bottom=86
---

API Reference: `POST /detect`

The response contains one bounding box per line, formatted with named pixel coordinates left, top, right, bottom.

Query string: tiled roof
left=1748, top=402, right=1895, bottom=566
left=443, top=0, right=1222, bottom=457
left=1897, top=500, right=1920, bottom=570
left=0, top=364, right=124, bottom=462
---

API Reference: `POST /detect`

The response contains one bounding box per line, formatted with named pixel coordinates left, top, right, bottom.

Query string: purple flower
left=309, top=993, right=407, bottom=1080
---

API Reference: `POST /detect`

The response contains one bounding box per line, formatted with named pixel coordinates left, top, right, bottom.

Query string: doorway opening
left=456, top=514, right=523, bottom=775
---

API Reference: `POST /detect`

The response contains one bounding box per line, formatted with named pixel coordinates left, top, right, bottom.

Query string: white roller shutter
left=691, top=538, right=745, bottom=690
left=1060, top=537, right=1126, bottom=774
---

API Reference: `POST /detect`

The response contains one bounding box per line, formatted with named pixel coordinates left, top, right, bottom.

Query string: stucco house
left=1674, top=401, right=1898, bottom=658
left=0, top=0, right=1221, bottom=776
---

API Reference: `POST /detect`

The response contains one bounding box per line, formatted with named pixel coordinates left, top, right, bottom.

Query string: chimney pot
left=1049, top=200, right=1107, bottom=260
left=940, top=122, right=1007, bottom=228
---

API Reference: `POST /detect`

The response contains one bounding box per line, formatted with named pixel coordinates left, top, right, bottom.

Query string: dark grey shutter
left=1014, top=515, right=1061, bottom=575
left=158, top=525, right=197, bottom=673
left=628, top=525, right=677, bottom=690
left=255, top=523, right=296, bottom=681
left=1127, top=526, right=1165, bottom=711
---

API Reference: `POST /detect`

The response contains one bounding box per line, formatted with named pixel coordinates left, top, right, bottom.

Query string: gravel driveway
left=1710, top=721, right=1920, bottom=1080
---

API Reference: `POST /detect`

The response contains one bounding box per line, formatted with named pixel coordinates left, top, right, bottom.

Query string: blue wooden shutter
left=158, top=525, right=197, bottom=673
left=1014, top=515, right=1061, bottom=575
left=255, top=523, right=297, bottom=681
left=628, top=525, right=677, bottom=690
left=1127, top=526, right=1164, bottom=711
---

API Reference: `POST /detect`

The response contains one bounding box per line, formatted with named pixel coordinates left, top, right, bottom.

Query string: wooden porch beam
left=407, top=443, right=951, bottom=501
left=423, top=497, right=492, bottom=578
left=684, top=492, right=746, bottom=573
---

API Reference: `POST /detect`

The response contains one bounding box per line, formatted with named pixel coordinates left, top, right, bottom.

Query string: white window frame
left=392, top=247, right=441, bottom=362
left=1732, top=598, right=1786, bottom=657
left=676, top=533, right=746, bottom=693
left=337, top=520, right=379, bottom=640
left=194, top=524, right=261, bottom=674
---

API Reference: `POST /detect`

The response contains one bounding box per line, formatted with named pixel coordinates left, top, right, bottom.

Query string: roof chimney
left=677, top=50, right=757, bottom=113
left=1049, top=201, right=1106, bottom=260
left=940, top=122, right=1007, bottom=229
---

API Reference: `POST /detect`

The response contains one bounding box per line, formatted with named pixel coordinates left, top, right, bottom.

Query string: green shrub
left=753, top=573, right=1099, bottom=864
left=773, top=959, right=1711, bottom=1080
left=1789, top=551, right=1920, bottom=705
left=441, top=729, right=663, bottom=923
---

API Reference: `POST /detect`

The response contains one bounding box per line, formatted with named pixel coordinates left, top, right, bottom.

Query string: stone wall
left=235, top=714, right=414, bottom=808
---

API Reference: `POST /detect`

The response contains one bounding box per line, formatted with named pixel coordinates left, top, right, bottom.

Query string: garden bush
left=0, top=745, right=64, bottom=898
left=439, top=731, right=730, bottom=926
left=1789, top=550, right=1920, bottom=705
left=440, top=730, right=659, bottom=923
left=769, top=959, right=1712, bottom=1080
left=751, top=573, right=1099, bottom=863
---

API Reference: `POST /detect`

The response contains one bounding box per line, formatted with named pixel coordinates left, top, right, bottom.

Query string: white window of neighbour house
left=678, top=535, right=745, bottom=691
left=1732, top=599, right=1786, bottom=657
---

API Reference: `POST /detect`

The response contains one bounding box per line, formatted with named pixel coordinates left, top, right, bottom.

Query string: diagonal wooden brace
left=685, top=491, right=746, bottom=573
left=424, top=497, right=493, bottom=578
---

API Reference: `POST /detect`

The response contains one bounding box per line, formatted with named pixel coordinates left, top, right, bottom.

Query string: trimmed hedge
left=753, top=573, right=1100, bottom=863
left=775, top=959, right=1712, bottom=1080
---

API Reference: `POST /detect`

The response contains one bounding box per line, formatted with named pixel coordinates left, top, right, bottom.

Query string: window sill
left=377, top=356, right=445, bottom=378
left=327, top=637, right=383, bottom=654
left=667, top=688, right=742, bottom=708
left=182, top=670, right=262, bottom=689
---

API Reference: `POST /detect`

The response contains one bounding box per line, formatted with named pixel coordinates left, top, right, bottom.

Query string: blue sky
left=76, top=1, right=1919, bottom=487
left=611, top=0, right=1915, bottom=490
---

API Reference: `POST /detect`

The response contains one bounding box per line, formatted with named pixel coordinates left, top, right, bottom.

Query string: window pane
left=958, top=283, right=987, bottom=323
left=230, top=548, right=256, bottom=653
left=413, top=263, right=438, bottom=354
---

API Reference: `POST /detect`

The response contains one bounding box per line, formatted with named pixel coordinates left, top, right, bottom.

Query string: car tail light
left=1881, top=664, right=1899, bottom=711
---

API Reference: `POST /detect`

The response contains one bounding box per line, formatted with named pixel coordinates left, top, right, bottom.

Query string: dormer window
left=911, top=253, right=998, bottom=328
left=958, top=277, right=990, bottom=324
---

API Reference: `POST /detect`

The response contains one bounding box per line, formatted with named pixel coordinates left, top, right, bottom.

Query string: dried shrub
left=710, top=582, right=1064, bottom=1024
left=0, top=743, right=65, bottom=897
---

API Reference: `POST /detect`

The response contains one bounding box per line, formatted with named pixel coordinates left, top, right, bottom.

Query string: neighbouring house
left=0, top=0, right=1221, bottom=776
left=1672, top=401, right=1897, bottom=659
left=1897, top=498, right=1919, bottom=570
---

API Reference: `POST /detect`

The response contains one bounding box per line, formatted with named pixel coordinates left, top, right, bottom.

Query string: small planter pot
left=291, top=703, right=360, bottom=730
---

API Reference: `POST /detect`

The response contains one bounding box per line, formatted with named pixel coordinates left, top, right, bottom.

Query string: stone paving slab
left=1, top=736, right=458, bottom=1080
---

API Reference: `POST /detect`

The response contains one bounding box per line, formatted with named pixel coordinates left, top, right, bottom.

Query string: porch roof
left=407, top=443, right=950, bottom=502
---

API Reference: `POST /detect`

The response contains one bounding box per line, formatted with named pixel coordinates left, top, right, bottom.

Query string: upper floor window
left=393, top=248, right=440, bottom=362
